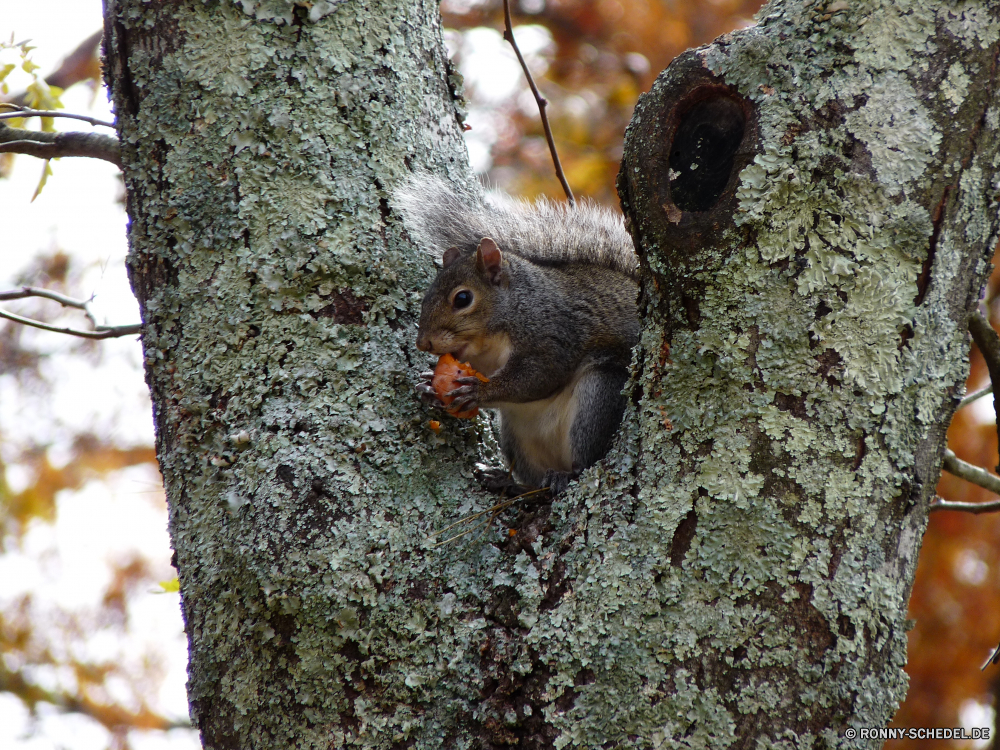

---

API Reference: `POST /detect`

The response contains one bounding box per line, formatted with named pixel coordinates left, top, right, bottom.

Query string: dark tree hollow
left=668, top=95, right=746, bottom=212
left=618, top=55, right=759, bottom=284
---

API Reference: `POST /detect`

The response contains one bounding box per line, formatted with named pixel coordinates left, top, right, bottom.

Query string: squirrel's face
left=416, top=238, right=510, bottom=374
left=416, top=259, right=490, bottom=359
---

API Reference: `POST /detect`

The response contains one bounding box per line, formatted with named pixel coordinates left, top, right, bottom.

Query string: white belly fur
left=496, top=371, right=584, bottom=476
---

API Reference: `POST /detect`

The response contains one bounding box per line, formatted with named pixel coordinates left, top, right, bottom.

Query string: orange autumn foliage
left=443, top=0, right=765, bottom=205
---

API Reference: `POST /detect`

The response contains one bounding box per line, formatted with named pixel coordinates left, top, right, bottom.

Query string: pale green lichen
left=942, top=62, right=972, bottom=112
left=236, top=0, right=346, bottom=24
left=844, top=73, right=942, bottom=195
left=184, top=3, right=269, bottom=95
left=940, top=2, right=1000, bottom=49
left=855, top=2, right=937, bottom=72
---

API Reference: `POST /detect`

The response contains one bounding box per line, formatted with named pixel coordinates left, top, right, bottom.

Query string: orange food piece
left=428, top=420, right=441, bottom=433
left=432, top=353, right=488, bottom=419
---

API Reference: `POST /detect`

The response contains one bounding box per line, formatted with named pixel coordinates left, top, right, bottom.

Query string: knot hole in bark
left=668, top=93, right=746, bottom=213
left=618, top=50, right=759, bottom=279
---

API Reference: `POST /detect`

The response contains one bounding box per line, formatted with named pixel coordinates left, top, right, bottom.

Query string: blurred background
left=2, top=1, right=997, bottom=748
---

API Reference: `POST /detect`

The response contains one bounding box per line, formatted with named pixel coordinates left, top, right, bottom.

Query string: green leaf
left=25, top=81, right=63, bottom=113
left=154, top=577, right=180, bottom=593
left=30, top=160, right=52, bottom=202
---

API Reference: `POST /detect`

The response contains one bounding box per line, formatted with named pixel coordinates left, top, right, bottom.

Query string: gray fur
left=400, top=172, right=640, bottom=493
left=394, top=173, right=638, bottom=279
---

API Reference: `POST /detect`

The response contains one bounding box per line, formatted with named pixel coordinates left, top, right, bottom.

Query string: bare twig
left=0, top=285, right=94, bottom=308
left=0, top=286, right=101, bottom=326
left=432, top=488, right=548, bottom=548
left=0, top=124, right=121, bottom=167
left=0, top=308, right=141, bottom=340
left=968, top=311, right=1000, bottom=470
left=501, top=0, right=574, bottom=206
left=938, top=448, right=1000, bottom=499
left=0, top=660, right=191, bottom=731
left=0, top=287, right=142, bottom=339
left=432, top=498, right=518, bottom=547
left=0, top=105, right=115, bottom=129
left=958, top=384, right=993, bottom=410
left=931, top=495, right=1000, bottom=514
left=983, top=642, right=1000, bottom=670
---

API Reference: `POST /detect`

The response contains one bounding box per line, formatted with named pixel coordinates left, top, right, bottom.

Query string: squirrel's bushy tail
left=394, top=173, right=638, bottom=279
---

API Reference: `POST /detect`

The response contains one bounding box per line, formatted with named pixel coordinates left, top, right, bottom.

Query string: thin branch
left=968, top=311, right=1000, bottom=470
left=931, top=495, right=1000, bottom=514
left=0, top=124, right=121, bottom=167
left=938, top=448, right=1000, bottom=501
left=0, top=307, right=141, bottom=340
left=983, top=643, right=1000, bottom=670
left=0, top=285, right=93, bottom=308
left=0, top=285, right=98, bottom=327
left=0, top=662, right=191, bottom=732
left=431, top=488, right=548, bottom=548
left=958, top=384, right=993, bottom=410
left=0, top=105, right=115, bottom=129
left=501, top=0, right=574, bottom=206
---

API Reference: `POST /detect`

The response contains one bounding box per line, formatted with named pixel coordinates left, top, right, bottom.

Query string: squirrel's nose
left=416, top=332, right=431, bottom=352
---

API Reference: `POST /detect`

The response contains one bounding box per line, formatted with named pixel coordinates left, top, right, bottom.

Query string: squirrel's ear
left=442, top=246, right=462, bottom=268
left=476, top=237, right=503, bottom=283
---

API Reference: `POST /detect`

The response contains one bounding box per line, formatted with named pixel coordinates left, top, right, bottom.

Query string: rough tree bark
left=102, top=0, right=1000, bottom=748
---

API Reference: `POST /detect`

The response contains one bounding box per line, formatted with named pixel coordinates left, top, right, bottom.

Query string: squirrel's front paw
left=416, top=370, right=447, bottom=409
left=445, top=375, right=482, bottom=414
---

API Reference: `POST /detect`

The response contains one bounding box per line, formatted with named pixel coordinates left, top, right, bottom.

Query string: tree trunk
left=617, top=1, right=1000, bottom=745
left=102, top=0, right=1000, bottom=748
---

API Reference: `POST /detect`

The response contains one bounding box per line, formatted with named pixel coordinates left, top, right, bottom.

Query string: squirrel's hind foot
left=474, top=464, right=531, bottom=497
left=541, top=467, right=581, bottom=495
left=474, top=466, right=580, bottom=496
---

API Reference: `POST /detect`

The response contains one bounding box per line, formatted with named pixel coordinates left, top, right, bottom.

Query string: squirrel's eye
left=453, top=290, right=473, bottom=310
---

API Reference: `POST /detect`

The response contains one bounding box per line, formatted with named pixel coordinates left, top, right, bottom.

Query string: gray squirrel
left=395, top=174, right=639, bottom=494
